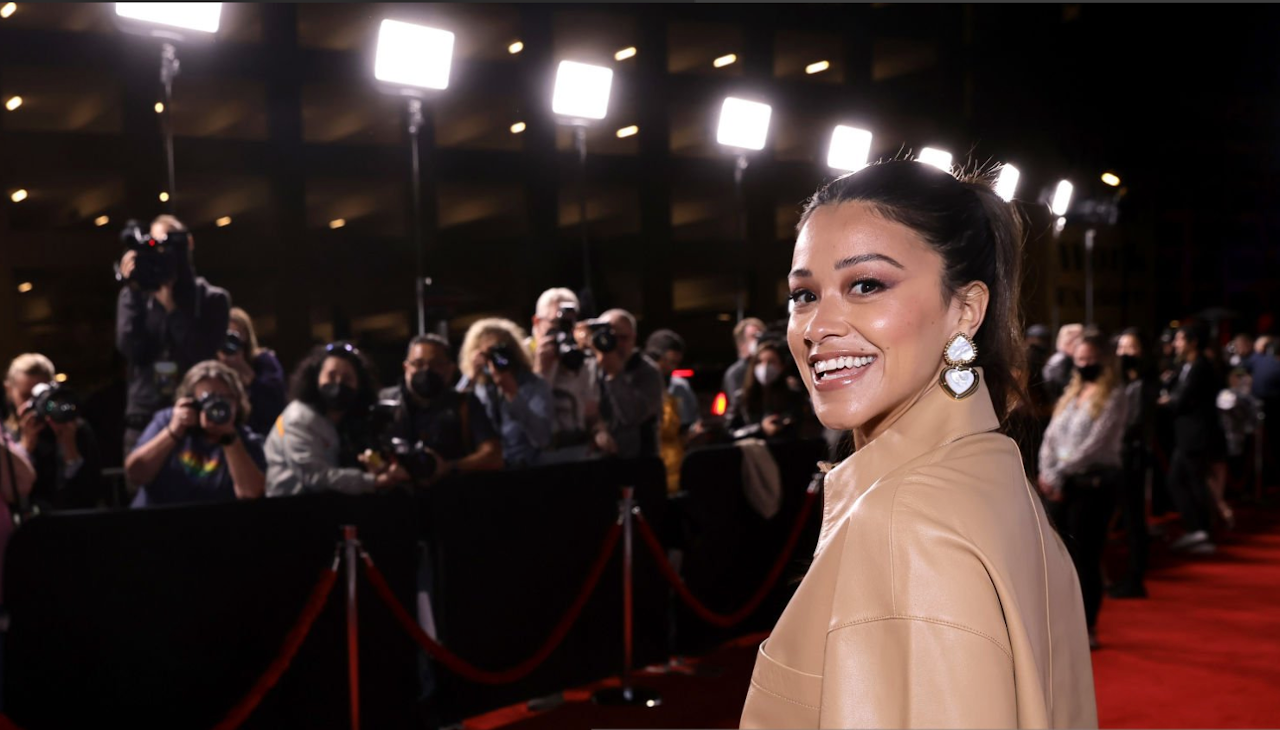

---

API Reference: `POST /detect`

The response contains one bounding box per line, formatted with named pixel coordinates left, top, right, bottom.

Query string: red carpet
left=467, top=506, right=1280, bottom=730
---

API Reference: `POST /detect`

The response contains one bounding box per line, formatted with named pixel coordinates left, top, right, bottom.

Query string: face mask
left=754, top=363, right=781, bottom=387
left=409, top=370, right=444, bottom=401
left=320, top=382, right=357, bottom=412
left=1119, top=355, right=1139, bottom=373
left=1076, top=364, right=1102, bottom=383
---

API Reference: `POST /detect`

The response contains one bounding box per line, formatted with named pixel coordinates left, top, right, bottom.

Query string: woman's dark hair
left=739, top=337, right=798, bottom=420
left=797, top=159, right=1029, bottom=426
left=288, top=341, right=380, bottom=418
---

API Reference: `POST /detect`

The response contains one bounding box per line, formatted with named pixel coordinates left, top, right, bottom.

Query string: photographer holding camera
left=590, top=309, right=664, bottom=459
left=267, top=342, right=411, bottom=496
left=125, top=360, right=265, bottom=506
left=116, top=215, right=231, bottom=463
left=217, top=307, right=286, bottom=437
left=528, top=288, right=599, bottom=462
left=2, top=354, right=105, bottom=512
left=377, top=335, right=503, bottom=485
left=460, top=319, right=554, bottom=469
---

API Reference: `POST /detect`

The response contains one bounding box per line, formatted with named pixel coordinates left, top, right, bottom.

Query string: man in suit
left=1159, top=324, right=1223, bottom=554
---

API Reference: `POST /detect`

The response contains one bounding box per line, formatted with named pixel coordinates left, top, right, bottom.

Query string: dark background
left=2, top=3, right=1277, bottom=465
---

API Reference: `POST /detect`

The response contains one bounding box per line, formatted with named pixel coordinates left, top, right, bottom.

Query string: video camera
left=28, top=382, right=79, bottom=426
left=547, top=303, right=586, bottom=371
left=115, top=219, right=191, bottom=293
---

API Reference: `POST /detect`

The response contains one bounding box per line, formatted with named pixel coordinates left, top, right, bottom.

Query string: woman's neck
left=851, top=370, right=938, bottom=451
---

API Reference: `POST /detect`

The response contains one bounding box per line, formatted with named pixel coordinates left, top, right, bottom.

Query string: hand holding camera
left=169, top=397, right=200, bottom=439
left=217, top=331, right=256, bottom=385
left=585, top=319, right=623, bottom=376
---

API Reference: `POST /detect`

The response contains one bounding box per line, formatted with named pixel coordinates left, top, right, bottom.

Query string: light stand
left=159, top=42, right=179, bottom=215
left=573, top=124, right=596, bottom=318
left=407, top=98, right=426, bottom=335
left=733, top=154, right=748, bottom=323
left=715, top=97, right=772, bottom=324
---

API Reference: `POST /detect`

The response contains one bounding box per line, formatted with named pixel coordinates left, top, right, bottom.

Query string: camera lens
left=200, top=394, right=234, bottom=426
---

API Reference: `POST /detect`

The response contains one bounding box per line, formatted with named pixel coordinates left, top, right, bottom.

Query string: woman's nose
left=802, top=296, right=852, bottom=344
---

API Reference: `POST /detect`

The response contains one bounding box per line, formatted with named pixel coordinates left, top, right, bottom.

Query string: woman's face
left=1116, top=334, right=1141, bottom=358
left=229, top=320, right=250, bottom=343
left=787, top=202, right=981, bottom=434
left=756, top=348, right=783, bottom=371
left=318, top=356, right=358, bottom=391
left=1073, top=342, right=1100, bottom=369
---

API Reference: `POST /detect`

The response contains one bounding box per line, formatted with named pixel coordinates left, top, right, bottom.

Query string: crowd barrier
left=2, top=442, right=827, bottom=729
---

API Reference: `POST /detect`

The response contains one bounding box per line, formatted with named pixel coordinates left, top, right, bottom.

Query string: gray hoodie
left=265, top=401, right=375, bottom=497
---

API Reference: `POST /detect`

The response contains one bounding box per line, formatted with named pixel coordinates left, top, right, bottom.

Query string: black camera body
left=586, top=319, right=618, bottom=354
left=188, top=392, right=234, bottom=427
left=488, top=343, right=517, bottom=373
left=548, top=303, right=586, bottom=372
left=29, top=383, right=79, bottom=426
left=367, top=399, right=438, bottom=483
left=222, top=331, right=245, bottom=357
left=117, top=219, right=191, bottom=293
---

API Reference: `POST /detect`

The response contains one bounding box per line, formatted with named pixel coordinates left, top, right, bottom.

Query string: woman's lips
left=811, top=359, right=875, bottom=392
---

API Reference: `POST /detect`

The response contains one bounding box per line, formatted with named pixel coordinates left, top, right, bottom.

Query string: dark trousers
left=1168, top=447, right=1213, bottom=534
left=1118, top=445, right=1149, bottom=586
left=1055, top=470, right=1118, bottom=630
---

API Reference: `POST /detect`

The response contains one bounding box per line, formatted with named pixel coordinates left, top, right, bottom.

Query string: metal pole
left=574, top=125, right=595, bottom=318
left=408, top=99, right=426, bottom=336
left=1084, top=228, right=1096, bottom=327
left=1256, top=407, right=1266, bottom=504
left=734, top=155, right=749, bottom=324
left=1049, top=220, right=1063, bottom=334
left=159, top=43, right=179, bottom=215
left=343, top=525, right=360, bottom=730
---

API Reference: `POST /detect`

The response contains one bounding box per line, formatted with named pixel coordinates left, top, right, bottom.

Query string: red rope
left=362, top=522, right=622, bottom=685
left=635, top=486, right=818, bottom=628
left=211, top=566, right=339, bottom=730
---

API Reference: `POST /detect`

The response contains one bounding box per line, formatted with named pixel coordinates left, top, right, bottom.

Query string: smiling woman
left=741, top=160, right=1099, bottom=729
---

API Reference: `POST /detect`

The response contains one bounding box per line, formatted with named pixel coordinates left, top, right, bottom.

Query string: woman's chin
left=814, top=403, right=865, bottom=433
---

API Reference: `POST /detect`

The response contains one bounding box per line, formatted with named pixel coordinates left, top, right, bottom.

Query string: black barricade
left=3, top=491, right=421, bottom=730
left=669, top=438, right=827, bottom=655
left=424, top=456, right=669, bottom=725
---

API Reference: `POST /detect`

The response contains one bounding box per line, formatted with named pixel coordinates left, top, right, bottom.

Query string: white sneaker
left=1185, top=541, right=1217, bottom=556
left=1171, top=530, right=1210, bottom=551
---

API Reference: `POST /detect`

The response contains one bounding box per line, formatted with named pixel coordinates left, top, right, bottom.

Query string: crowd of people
left=2, top=213, right=1278, bottom=659
left=1022, top=320, right=1278, bottom=648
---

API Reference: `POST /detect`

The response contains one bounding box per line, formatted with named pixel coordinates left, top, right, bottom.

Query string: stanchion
left=342, top=525, right=361, bottom=730
left=592, top=486, right=662, bottom=708
left=1254, top=407, right=1265, bottom=504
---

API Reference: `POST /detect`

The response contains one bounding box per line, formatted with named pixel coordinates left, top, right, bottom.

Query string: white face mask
left=754, top=363, right=780, bottom=386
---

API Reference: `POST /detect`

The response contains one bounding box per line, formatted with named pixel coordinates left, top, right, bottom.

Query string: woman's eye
left=788, top=290, right=816, bottom=305
left=851, top=278, right=885, bottom=296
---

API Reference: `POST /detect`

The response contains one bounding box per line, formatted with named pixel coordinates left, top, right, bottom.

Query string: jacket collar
left=815, top=367, right=1002, bottom=555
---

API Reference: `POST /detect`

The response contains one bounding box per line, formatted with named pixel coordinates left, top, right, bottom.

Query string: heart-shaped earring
left=940, top=332, right=979, bottom=400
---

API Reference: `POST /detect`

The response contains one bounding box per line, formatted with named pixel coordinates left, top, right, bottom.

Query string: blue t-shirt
left=130, top=408, right=267, bottom=507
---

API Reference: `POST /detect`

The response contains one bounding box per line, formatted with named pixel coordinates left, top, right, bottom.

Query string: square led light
left=552, top=61, right=613, bottom=121
left=374, top=19, right=455, bottom=92
left=994, top=164, right=1020, bottom=202
left=716, top=97, right=772, bottom=151
left=828, top=125, right=872, bottom=172
left=116, top=3, right=222, bottom=34
left=917, top=147, right=952, bottom=171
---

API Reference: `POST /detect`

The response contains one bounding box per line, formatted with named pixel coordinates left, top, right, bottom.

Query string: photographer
left=528, top=288, right=599, bottom=462
left=377, top=335, right=502, bottom=484
left=116, top=215, right=231, bottom=462
left=217, top=307, right=286, bottom=437
left=125, top=361, right=265, bottom=506
left=590, top=309, right=665, bottom=459
left=267, top=342, right=409, bottom=496
left=459, top=319, right=554, bottom=469
left=3, top=354, right=105, bottom=512
left=729, top=337, right=810, bottom=442
left=721, top=317, right=765, bottom=418
left=645, top=329, right=704, bottom=492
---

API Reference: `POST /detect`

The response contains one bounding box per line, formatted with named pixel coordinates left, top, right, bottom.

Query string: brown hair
left=798, top=159, right=1029, bottom=426
left=228, top=307, right=262, bottom=358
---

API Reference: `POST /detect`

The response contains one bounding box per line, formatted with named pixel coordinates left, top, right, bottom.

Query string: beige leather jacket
left=741, top=371, right=1097, bottom=729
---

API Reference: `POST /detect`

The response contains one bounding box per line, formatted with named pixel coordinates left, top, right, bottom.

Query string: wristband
left=165, top=425, right=182, bottom=444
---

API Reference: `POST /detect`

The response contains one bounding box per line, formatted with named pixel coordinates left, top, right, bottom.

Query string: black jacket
left=5, top=420, right=104, bottom=511
left=1168, top=358, right=1224, bottom=453
left=116, top=277, right=231, bottom=422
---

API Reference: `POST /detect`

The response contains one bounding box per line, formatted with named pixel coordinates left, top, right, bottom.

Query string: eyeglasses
left=326, top=342, right=360, bottom=356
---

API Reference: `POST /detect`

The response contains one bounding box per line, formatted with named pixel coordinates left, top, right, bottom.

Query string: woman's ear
left=957, top=281, right=990, bottom=338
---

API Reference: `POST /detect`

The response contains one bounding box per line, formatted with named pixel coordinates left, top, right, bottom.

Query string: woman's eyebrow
left=789, top=252, right=905, bottom=279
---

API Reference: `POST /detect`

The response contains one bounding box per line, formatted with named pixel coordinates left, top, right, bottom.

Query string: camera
left=188, top=392, right=234, bottom=426
left=115, top=219, right=190, bottom=293
left=487, top=343, right=516, bottom=373
left=29, top=382, right=79, bottom=425
left=366, top=400, right=438, bottom=482
left=586, top=319, right=618, bottom=354
left=547, top=303, right=586, bottom=372
left=221, top=330, right=245, bottom=357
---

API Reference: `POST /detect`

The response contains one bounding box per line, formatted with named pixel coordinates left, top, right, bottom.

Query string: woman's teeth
left=814, top=355, right=877, bottom=378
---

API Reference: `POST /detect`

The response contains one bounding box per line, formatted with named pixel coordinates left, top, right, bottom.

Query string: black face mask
left=319, top=382, right=357, bottom=412
left=1119, top=355, right=1139, bottom=374
left=1076, top=364, right=1103, bottom=383
left=409, top=369, right=445, bottom=401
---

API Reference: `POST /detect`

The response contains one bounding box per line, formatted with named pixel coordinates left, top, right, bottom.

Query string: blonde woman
left=217, top=307, right=287, bottom=436
left=458, top=318, right=554, bottom=468
left=126, top=360, right=266, bottom=506
left=1038, top=328, right=1128, bottom=648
